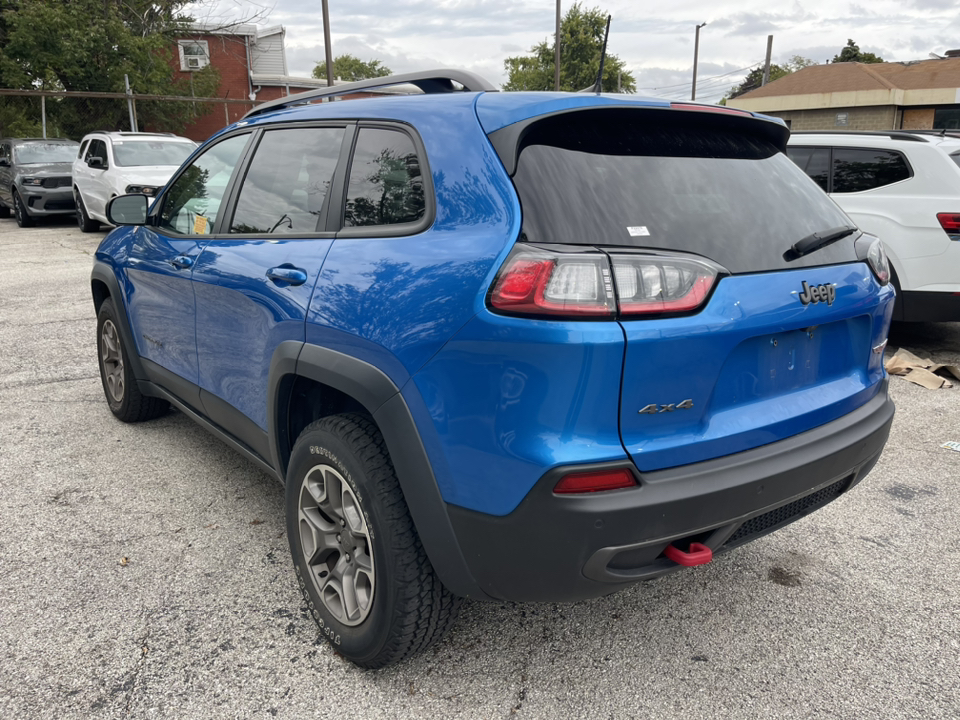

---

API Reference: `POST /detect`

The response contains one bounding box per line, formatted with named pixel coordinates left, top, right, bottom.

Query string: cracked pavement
left=1, top=216, right=959, bottom=719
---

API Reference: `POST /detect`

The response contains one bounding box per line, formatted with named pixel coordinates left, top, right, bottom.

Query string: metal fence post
left=125, top=74, right=138, bottom=132
left=41, top=95, right=47, bottom=138
left=224, top=102, right=229, bottom=127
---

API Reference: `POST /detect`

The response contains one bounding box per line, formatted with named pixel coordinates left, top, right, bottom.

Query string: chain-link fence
left=0, top=89, right=255, bottom=143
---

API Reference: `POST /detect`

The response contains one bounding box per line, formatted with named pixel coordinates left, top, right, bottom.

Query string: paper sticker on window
left=627, top=226, right=650, bottom=237
left=193, top=215, right=209, bottom=234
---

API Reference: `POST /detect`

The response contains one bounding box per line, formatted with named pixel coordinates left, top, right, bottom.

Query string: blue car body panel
left=193, top=237, right=335, bottom=430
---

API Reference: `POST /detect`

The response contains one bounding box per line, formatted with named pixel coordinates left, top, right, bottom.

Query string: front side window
left=786, top=146, right=830, bottom=191
left=832, top=148, right=911, bottom=193
left=229, top=127, right=344, bottom=234
left=343, top=128, right=425, bottom=228
left=158, top=134, right=249, bottom=235
left=85, top=139, right=107, bottom=165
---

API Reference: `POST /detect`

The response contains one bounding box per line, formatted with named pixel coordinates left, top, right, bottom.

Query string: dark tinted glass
left=344, top=128, right=424, bottom=227
left=85, top=140, right=107, bottom=163
left=832, top=148, right=910, bottom=193
left=159, top=134, right=248, bottom=235
left=786, top=146, right=830, bottom=191
left=230, top=127, right=344, bottom=234
left=511, top=111, right=857, bottom=274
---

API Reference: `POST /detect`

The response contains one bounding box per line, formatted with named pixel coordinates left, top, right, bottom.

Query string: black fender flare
left=90, top=261, right=148, bottom=382
left=269, top=342, right=490, bottom=600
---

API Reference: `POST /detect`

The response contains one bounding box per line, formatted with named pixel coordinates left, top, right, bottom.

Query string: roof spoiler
left=243, top=69, right=498, bottom=120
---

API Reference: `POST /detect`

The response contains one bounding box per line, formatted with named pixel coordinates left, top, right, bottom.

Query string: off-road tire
left=13, top=190, right=33, bottom=228
left=96, top=298, right=168, bottom=422
left=286, top=413, right=461, bottom=668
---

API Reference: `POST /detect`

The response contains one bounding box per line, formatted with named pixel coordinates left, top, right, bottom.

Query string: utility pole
left=322, top=0, right=334, bottom=87
left=555, top=0, right=561, bottom=91
left=691, top=22, right=707, bottom=101
left=761, top=35, right=774, bottom=86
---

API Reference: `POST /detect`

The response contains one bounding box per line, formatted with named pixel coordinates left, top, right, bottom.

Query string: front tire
left=13, top=190, right=33, bottom=228
left=96, top=298, right=168, bottom=422
left=287, top=413, right=461, bottom=668
left=76, top=190, right=100, bottom=232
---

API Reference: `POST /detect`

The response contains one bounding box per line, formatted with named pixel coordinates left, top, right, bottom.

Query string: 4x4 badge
left=798, top=281, right=836, bottom=306
left=639, top=399, right=694, bottom=414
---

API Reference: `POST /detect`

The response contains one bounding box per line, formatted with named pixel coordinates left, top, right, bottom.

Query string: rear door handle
left=171, top=255, right=194, bottom=270
left=266, top=266, right=308, bottom=286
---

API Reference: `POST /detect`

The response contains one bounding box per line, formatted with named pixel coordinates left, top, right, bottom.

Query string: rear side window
left=786, top=147, right=830, bottom=191
left=832, top=148, right=911, bottom=193
left=952, top=152, right=960, bottom=170
left=508, top=109, right=857, bottom=274
left=343, top=128, right=425, bottom=228
left=230, top=127, right=344, bottom=234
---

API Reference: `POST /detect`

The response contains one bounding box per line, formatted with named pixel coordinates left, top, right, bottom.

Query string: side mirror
left=107, top=194, right=148, bottom=226
left=87, top=156, right=105, bottom=169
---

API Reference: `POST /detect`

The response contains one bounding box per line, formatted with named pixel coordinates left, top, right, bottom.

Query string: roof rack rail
left=243, top=69, right=498, bottom=120
left=789, top=130, right=929, bottom=143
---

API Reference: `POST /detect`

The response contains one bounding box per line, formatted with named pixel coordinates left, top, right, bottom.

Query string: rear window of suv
left=510, top=109, right=857, bottom=274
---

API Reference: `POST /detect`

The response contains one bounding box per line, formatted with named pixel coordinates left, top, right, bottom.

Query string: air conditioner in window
left=186, top=56, right=207, bottom=70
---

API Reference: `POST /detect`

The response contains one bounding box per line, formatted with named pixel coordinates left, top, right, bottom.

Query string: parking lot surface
left=1, top=216, right=959, bottom=719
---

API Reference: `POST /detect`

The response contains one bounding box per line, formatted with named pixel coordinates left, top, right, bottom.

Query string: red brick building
left=172, top=24, right=332, bottom=141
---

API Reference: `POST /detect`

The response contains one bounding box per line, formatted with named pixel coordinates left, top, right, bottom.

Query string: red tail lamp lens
left=489, top=251, right=616, bottom=317
left=554, top=468, right=637, bottom=494
left=937, top=213, right=960, bottom=240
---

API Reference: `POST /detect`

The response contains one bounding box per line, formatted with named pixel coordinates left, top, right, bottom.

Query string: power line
left=634, top=62, right=761, bottom=93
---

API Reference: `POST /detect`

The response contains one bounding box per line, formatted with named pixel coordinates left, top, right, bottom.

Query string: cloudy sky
left=198, top=0, right=960, bottom=103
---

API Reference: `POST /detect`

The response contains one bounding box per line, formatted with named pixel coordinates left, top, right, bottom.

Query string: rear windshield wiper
left=784, top=225, right=858, bottom=261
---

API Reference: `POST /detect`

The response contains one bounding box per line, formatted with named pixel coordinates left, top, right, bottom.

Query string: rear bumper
left=898, top=289, right=960, bottom=323
left=448, top=382, right=894, bottom=602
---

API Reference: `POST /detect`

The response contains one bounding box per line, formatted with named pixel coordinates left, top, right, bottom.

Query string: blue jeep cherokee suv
left=92, top=70, right=896, bottom=668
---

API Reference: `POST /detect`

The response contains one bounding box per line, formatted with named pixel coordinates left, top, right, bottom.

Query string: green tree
left=503, top=3, right=635, bottom=93
left=312, top=54, right=392, bottom=83
left=832, top=39, right=883, bottom=64
left=0, top=0, right=221, bottom=137
left=726, top=55, right=816, bottom=99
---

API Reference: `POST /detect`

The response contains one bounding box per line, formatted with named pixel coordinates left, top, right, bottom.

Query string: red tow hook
left=664, top=542, right=713, bottom=567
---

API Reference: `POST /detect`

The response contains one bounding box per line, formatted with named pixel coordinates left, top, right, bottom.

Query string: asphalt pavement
left=1, top=216, right=958, bottom=719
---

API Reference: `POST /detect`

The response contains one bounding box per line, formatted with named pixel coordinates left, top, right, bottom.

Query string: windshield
left=509, top=109, right=858, bottom=274
left=14, top=143, right=78, bottom=164
left=113, top=140, right=196, bottom=167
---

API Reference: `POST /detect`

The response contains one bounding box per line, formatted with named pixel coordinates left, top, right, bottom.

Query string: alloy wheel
left=298, top=464, right=375, bottom=626
left=100, top=319, right=124, bottom=403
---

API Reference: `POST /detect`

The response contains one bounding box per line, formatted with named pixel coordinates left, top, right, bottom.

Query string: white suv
left=73, top=132, right=196, bottom=232
left=787, top=131, right=960, bottom=322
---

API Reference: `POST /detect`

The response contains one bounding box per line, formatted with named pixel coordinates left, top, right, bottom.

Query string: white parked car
left=72, top=132, right=196, bottom=232
left=787, top=130, right=960, bottom=322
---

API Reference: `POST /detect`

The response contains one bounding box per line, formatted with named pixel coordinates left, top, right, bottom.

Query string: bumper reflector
left=553, top=468, right=637, bottom=494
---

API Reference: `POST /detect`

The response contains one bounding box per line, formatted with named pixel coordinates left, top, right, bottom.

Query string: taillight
left=488, top=244, right=722, bottom=319
left=854, top=233, right=890, bottom=286
left=489, top=248, right=616, bottom=317
left=553, top=468, right=637, bottom=494
left=937, top=213, right=960, bottom=241
left=610, top=255, right=719, bottom=315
